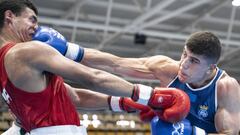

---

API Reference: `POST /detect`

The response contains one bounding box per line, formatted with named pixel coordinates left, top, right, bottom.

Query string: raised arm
left=82, top=48, right=152, bottom=78
left=212, top=76, right=240, bottom=135
left=32, top=26, right=179, bottom=82
left=82, top=48, right=179, bottom=81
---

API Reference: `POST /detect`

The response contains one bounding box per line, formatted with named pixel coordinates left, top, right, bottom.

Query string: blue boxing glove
left=151, top=116, right=206, bottom=135
left=32, top=26, right=84, bottom=62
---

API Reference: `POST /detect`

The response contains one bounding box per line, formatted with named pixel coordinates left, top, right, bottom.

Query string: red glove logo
left=157, top=96, right=164, bottom=103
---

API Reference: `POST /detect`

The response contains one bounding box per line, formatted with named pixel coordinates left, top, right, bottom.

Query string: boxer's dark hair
left=185, top=31, right=222, bottom=64
left=0, top=0, right=38, bottom=31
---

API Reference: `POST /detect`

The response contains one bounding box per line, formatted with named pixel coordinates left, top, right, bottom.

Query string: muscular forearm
left=82, top=48, right=155, bottom=79
left=81, top=67, right=134, bottom=97
left=65, top=84, right=110, bottom=111
left=82, top=48, right=120, bottom=72
left=76, top=89, right=109, bottom=110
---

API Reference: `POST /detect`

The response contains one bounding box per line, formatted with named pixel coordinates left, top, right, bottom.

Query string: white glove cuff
left=193, top=126, right=207, bottom=135
left=110, top=96, right=122, bottom=112
left=66, top=42, right=81, bottom=61
left=136, top=84, right=152, bottom=105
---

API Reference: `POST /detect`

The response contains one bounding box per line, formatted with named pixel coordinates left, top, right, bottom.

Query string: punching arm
left=82, top=48, right=156, bottom=79
left=82, top=48, right=179, bottom=80
left=65, top=83, right=149, bottom=113
left=32, top=26, right=178, bottom=81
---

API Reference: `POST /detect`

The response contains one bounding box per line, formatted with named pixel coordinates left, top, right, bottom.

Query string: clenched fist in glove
left=139, top=107, right=156, bottom=123
left=32, top=26, right=84, bottom=62
left=131, top=84, right=191, bottom=123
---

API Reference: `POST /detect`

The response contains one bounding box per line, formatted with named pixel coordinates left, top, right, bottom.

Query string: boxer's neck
left=0, top=27, right=21, bottom=47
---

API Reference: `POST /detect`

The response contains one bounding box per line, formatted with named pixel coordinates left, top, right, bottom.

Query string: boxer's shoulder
left=145, top=55, right=178, bottom=85
left=215, top=72, right=240, bottom=134
left=217, top=72, right=240, bottom=105
left=5, top=41, right=49, bottom=62
left=217, top=73, right=239, bottom=92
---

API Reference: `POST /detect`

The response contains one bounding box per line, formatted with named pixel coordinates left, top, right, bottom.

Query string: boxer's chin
left=178, top=72, right=187, bottom=83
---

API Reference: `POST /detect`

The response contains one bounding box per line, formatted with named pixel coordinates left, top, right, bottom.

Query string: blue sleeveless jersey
left=168, top=67, right=224, bottom=133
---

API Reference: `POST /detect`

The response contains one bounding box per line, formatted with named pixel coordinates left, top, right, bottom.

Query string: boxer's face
left=8, top=7, right=38, bottom=42
left=178, top=46, right=211, bottom=84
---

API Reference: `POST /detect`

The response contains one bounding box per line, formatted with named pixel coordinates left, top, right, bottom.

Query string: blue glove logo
left=48, top=28, right=66, bottom=41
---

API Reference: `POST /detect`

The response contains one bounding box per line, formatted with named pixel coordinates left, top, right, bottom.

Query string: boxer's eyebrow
left=31, top=15, right=38, bottom=23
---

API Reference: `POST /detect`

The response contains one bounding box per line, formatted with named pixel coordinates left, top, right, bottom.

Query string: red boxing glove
left=131, top=85, right=190, bottom=123
left=139, top=107, right=156, bottom=123
left=108, top=96, right=149, bottom=113
left=148, top=87, right=190, bottom=123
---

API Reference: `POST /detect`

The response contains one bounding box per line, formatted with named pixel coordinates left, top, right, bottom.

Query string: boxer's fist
left=149, top=87, right=190, bottom=123
left=131, top=85, right=190, bottom=123
left=139, top=107, right=156, bottom=122
left=108, top=96, right=149, bottom=113
left=32, top=26, right=68, bottom=54
left=32, top=26, right=84, bottom=62
left=151, top=117, right=206, bottom=135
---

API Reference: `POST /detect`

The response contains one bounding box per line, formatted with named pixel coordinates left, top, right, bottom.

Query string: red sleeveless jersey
left=0, top=43, right=80, bottom=132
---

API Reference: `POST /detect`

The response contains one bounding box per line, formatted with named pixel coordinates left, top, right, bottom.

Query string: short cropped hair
left=0, top=0, right=38, bottom=31
left=185, top=31, right=222, bottom=64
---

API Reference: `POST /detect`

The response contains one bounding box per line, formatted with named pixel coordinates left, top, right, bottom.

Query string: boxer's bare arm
left=64, top=83, right=109, bottom=110
left=213, top=75, right=240, bottom=135
left=82, top=48, right=178, bottom=81
left=11, top=41, right=133, bottom=97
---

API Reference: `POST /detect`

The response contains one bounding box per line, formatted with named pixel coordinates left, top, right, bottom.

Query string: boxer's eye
left=29, top=16, right=37, bottom=24
left=189, top=58, right=199, bottom=64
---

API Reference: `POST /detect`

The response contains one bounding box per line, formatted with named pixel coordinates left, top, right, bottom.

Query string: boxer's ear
left=4, top=10, right=15, bottom=24
left=206, top=64, right=216, bottom=74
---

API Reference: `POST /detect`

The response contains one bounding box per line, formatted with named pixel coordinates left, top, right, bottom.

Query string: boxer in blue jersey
left=29, top=27, right=239, bottom=134
left=78, top=31, right=240, bottom=134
